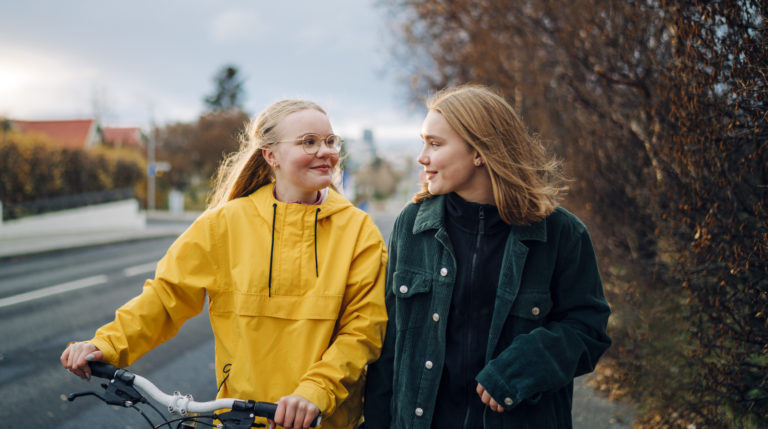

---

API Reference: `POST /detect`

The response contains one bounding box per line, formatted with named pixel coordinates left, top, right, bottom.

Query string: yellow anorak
left=90, top=184, right=388, bottom=428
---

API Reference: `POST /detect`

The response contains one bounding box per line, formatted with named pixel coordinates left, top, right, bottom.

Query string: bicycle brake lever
left=67, top=390, right=112, bottom=404
left=68, top=374, right=144, bottom=407
left=215, top=410, right=266, bottom=429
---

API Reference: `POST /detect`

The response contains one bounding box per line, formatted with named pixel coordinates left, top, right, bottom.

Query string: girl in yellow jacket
left=61, top=100, right=389, bottom=429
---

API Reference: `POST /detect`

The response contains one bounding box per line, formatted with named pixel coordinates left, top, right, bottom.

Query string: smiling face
left=417, top=110, right=494, bottom=204
left=264, top=108, right=339, bottom=203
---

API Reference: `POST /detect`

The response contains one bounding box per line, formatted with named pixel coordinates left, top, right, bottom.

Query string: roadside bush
left=384, top=0, right=767, bottom=427
left=0, top=130, right=145, bottom=218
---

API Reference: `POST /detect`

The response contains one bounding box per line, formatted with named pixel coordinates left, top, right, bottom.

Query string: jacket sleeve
left=475, top=223, right=612, bottom=408
left=89, top=214, right=219, bottom=368
left=360, top=215, right=400, bottom=429
left=291, top=216, right=389, bottom=418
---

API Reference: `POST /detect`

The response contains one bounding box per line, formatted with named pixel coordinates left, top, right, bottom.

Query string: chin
left=309, top=179, right=332, bottom=190
left=427, top=183, right=447, bottom=195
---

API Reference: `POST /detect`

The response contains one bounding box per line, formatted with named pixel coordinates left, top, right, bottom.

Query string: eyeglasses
left=277, top=133, right=343, bottom=155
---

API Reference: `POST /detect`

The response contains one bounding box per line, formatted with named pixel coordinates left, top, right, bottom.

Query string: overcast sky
left=0, top=1, right=426, bottom=149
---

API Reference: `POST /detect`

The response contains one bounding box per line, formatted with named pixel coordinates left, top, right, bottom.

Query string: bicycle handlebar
left=83, top=361, right=321, bottom=427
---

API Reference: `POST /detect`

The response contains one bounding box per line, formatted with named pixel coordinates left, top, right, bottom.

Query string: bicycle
left=67, top=361, right=321, bottom=429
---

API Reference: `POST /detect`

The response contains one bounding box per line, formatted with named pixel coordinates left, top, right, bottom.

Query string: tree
left=155, top=109, right=249, bottom=209
left=384, top=0, right=767, bottom=426
left=204, top=64, right=247, bottom=112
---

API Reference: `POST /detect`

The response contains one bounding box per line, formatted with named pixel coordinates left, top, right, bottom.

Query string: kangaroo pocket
left=210, top=290, right=342, bottom=320
left=208, top=291, right=344, bottom=407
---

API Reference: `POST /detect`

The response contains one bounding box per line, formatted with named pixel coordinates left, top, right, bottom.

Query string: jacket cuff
left=476, top=364, right=521, bottom=410
left=88, top=336, right=119, bottom=367
left=292, top=382, right=331, bottom=416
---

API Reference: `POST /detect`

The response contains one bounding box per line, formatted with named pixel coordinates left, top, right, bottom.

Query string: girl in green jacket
left=364, top=84, right=611, bottom=428
left=62, top=100, right=388, bottom=429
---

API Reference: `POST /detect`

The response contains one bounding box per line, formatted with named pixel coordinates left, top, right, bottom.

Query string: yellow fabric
left=89, top=184, right=388, bottom=428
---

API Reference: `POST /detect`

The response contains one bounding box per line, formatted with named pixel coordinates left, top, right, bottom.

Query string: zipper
left=463, top=207, right=485, bottom=429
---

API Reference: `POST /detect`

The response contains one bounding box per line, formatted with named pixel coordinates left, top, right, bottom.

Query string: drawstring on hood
left=268, top=203, right=277, bottom=297
left=267, top=204, right=321, bottom=296
left=314, top=208, right=321, bottom=277
left=259, top=185, right=342, bottom=296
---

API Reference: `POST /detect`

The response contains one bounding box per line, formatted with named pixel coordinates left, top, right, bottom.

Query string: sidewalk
left=0, top=210, right=199, bottom=259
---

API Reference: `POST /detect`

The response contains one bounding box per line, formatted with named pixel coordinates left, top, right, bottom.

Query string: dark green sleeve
left=476, top=224, right=612, bottom=408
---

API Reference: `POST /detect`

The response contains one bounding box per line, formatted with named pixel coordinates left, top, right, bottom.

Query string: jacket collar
left=413, top=194, right=548, bottom=242
left=249, top=183, right=351, bottom=222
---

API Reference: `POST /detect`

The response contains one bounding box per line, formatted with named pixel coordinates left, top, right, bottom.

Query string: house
left=11, top=119, right=100, bottom=149
left=102, top=127, right=146, bottom=151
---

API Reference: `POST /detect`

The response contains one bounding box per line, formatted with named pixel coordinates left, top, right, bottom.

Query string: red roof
left=102, top=127, right=145, bottom=149
left=12, top=119, right=98, bottom=149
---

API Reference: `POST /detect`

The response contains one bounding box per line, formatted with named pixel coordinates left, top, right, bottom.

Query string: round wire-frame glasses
left=277, top=133, right=343, bottom=155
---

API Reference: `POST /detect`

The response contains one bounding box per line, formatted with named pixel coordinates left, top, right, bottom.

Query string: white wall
left=0, top=199, right=145, bottom=238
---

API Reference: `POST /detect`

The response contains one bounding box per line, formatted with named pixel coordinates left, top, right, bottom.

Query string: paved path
left=1, top=206, right=636, bottom=428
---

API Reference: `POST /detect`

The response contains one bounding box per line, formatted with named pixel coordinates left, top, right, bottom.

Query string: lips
left=424, top=170, right=437, bottom=181
left=311, top=165, right=331, bottom=173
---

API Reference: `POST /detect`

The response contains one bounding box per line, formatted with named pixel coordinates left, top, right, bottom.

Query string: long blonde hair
left=207, top=99, right=327, bottom=209
left=414, top=84, right=566, bottom=225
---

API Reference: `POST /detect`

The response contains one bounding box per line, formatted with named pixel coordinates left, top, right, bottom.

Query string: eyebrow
left=296, top=132, right=334, bottom=138
left=420, top=133, right=444, bottom=141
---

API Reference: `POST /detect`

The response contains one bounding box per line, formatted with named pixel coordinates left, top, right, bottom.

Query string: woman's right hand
left=60, top=341, right=103, bottom=380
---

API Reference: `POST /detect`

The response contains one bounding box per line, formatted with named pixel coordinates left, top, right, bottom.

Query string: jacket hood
left=248, top=183, right=353, bottom=221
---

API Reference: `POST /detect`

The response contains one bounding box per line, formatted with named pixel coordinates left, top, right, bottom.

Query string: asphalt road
left=0, top=211, right=633, bottom=428
left=0, top=237, right=218, bottom=428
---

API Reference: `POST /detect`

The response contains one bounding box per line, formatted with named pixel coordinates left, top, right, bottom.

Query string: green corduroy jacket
left=364, top=195, right=612, bottom=429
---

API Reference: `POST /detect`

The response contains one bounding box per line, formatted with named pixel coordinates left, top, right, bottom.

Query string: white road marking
left=123, top=262, right=156, bottom=278
left=0, top=275, right=108, bottom=309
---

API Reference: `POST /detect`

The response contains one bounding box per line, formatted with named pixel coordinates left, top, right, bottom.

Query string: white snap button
left=399, top=285, right=409, bottom=294
left=425, top=360, right=433, bottom=369
left=432, top=313, right=440, bottom=322
left=415, top=407, right=424, bottom=416
left=531, top=306, right=541, bottom=316
left=440, top=267, right=448, bottom=276
left=504, top=397, right=514, bottom=406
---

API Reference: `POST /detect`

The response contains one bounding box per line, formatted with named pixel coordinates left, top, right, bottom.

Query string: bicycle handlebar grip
left=88, top=361, right=120, bottom=379
left=243, top=401, right=321, bottom=427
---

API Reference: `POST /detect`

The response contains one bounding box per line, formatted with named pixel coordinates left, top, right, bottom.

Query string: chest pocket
left=391, top=269, right=433, bottom=331
left=509, top=291, right=552, bottom=333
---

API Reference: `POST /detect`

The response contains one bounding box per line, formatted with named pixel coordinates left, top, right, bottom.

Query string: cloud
left=0, top=45, right=101, bottom=118
left=210, top=9, right=264, bottom=43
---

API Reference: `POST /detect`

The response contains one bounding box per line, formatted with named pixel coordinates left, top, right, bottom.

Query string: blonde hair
left=207, top=99, right=328, bottom=209
left=414, top=84, right=566, bottom=225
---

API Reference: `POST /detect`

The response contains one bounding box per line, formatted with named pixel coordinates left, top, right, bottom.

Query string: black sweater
left=432, top=193, right=511, bottom=429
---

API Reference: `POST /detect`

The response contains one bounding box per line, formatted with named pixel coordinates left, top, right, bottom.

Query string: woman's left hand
left=270, top=394, right=320, bottom=429
left=476, top=383, right=505, bottom=413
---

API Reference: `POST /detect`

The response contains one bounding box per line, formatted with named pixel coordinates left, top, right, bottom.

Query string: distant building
left=102, top=127, right=146, bottom=151
left=10, top=119, right=146, bottom=153
left=11, top=119, right=100, bottom=149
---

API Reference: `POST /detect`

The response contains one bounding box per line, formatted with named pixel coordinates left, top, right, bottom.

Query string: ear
left=473, top=151, right=485, bottom=167
left=262, top=147, right=278, bottom=168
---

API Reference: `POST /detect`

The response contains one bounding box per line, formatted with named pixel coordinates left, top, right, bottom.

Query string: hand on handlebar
left=271, top=394, right=320, bottom=429
left=60, top=341, right=103, bottom=381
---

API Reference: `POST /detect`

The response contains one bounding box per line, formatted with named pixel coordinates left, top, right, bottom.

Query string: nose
left=417, top=145, right=429, bottom=166
left=315, top=140, right=337, bottom=158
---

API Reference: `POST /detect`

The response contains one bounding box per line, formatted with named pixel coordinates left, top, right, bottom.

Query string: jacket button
left=425, top=360, right=433, bottom=369
left=415, top=407, right=424, bottom=417
left=504, top=397, right=514, bottom=406
left=531, top=306, right=541, bottom=316
left=399, top=285, right=409, bottom=294
left=432, top=313, right=440, bottom=322
left=440, top=267, right=448, bottom=276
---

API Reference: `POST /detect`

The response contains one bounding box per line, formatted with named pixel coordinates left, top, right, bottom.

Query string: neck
left=273, top=183, right=320, bottom=204
left=456, top=170, right=495, bottom=205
